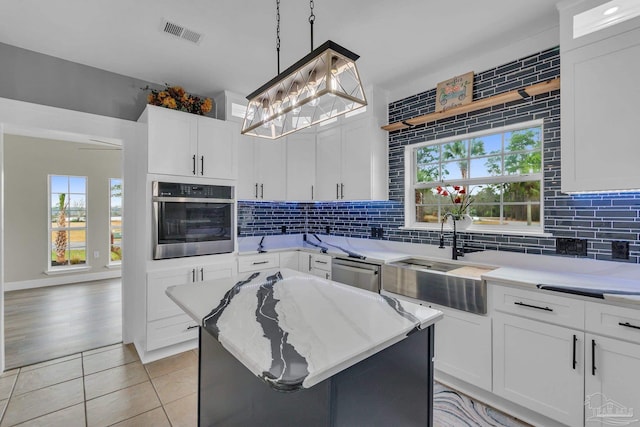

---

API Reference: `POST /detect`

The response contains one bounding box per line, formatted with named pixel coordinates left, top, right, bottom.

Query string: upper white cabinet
left=315, top=117, right=388, bottom=201
left=237, top=135, right=287, bottom=200
left=286, top=133, right=316, bottom=201
left=559, top=0, right=640, bottom=192
left=140, top=105, right=237, bottom=180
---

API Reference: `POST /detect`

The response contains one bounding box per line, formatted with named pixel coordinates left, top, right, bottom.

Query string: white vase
left=446, top=214, right=473, bottom=230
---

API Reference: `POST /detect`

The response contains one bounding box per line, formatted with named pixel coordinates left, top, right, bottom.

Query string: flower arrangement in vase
left=436, top=185, right=474, bottom=228
left=143, top=84, right=213, bottom=116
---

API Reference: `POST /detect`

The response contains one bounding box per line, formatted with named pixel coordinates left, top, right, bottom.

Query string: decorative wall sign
left=435, top=71, right=474, bottom=112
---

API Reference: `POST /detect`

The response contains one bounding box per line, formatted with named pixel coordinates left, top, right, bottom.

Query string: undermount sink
left=382, top=258, right=495, bottom=314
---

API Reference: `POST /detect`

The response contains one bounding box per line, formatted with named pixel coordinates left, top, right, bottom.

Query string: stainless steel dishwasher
left=331, top=258, right=381, bottom=293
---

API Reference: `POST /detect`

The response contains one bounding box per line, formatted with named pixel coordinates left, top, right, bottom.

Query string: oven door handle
left=333, top=264, right=378, bottom=275
left=153, top=197, right=235, bottom=204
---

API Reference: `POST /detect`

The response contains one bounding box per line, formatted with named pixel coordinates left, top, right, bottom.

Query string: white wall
left=3, top=135, right=121, bottom=284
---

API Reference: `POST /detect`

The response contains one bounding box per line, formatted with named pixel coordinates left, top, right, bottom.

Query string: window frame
left=404, top=120, right=546, bottom=235
left=48, top=174, right=88, bottom=271
left=109, top=178, right=123, bottom=266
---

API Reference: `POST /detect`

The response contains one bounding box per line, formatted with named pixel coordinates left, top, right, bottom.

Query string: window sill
left=45, top=266, right=92, bottom=275
left=399, top=226, right=553, bottom=238
left=106, top=263, right=122, bottom=269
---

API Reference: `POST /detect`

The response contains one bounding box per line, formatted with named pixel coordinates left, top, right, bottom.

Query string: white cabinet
left=286, top=133, right=316, bottom=201
left=237, top=135, right=286, bottom=200
left=279, top=251, right=300, bottom=270
left=142, top=105, right=237, bottom=179
left=428, top=304, right=492, bottom=391
left=584, top=334, right=640, bottom=426
left=559, top=1, right=640, bottom=192
left=237, top=253, right=279, bottom=273
left=315, top=117, right=387, bottom=201
left=493, top=311, right=585, bottom=426
left=146, top=260, right=235, bottom=351
left=299, top=252, right=332, bottom=280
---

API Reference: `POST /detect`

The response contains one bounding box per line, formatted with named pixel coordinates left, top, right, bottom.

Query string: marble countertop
left=166, top=268, right=443, bottom=391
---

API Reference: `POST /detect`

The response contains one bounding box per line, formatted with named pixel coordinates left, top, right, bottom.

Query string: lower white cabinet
left=493, top=311, right=585, bottom=427
left=237, top=253, right=279, bottom=273
left=146, top=260, right=235, bottom=351
left=299, top=252, right=332, bottom=280
left=584, top=333, right=640, bottom=426
left=429, top=303, right=492, bottom=391
left=279, top=251, right=300, bottom=270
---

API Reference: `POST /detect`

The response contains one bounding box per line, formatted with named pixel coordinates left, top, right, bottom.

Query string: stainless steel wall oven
left=152, top=181, right=234, bottom=259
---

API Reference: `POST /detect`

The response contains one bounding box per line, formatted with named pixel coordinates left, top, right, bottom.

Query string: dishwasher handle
left=333, top=263, right=378, bottom=275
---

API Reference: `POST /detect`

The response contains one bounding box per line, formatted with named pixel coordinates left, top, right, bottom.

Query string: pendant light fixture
left=241, top=0, right=367, bottom=139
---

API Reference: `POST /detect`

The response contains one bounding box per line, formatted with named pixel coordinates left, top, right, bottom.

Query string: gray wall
left=0, top=42, right=214, bottom=121
left=4, top=134, right=121, bottom=282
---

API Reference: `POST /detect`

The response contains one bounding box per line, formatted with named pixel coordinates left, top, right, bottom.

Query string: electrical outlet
left=281, top=225, right=287, bottom=234
left=93, top=251, right=100, bottom=259
left=556, top=237, right=587, bottom=256
left=612, top=241, right=630, bottom=260
left=370, top=227, right=383, bottom=238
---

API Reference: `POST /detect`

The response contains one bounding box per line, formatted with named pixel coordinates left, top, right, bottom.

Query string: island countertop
left=166, top=268, right=442, bottom=391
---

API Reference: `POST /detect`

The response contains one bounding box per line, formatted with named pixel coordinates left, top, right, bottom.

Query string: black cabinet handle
left=314, top=260, right=328, bottom=264
left=260, top=183, right=264, bottom=199
left=192, top=268, right=196, bottom=282
left=591, top=339, right=597, bottom=376
left=341, top=183, right=344, bottom=199
left=187, top=325, right=198, bottom=330
left=308, top=254, right=312, bottom=271
left=192, top=155, right=196, bottom=175
left=572, top=334, right=577, bottom=370
left=619, top=321, right=640, bottom=330
left=200, top=156, right=204, bottom=176
left=200, top=267, right=204, bottom=281
left=255, top=183, right=259, bottom=199
left=252, top=260, right=269, bottom=265
left=336, top=183, right=339, bottom=199
left=514, top=301, right=553, bottom=312
left=311, top=185, right=314, bottom=200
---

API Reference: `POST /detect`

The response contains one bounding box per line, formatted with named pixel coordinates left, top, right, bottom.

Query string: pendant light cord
left=309, top=0, right=315, bottom=52
left=276, top=0, right=281, bottom=74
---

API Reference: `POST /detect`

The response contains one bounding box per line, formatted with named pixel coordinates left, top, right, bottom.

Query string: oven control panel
left=154, top=182, right=234, bottom=199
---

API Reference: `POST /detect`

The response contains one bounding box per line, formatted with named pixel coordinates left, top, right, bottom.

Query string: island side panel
left=330, top=325, right=434, bottom=427
left=198, top=328, right=331, bottom=427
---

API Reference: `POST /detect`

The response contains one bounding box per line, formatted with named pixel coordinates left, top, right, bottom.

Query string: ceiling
left=0, top=0, right=560, bottom=102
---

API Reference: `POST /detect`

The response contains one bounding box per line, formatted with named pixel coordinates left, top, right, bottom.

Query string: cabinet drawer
left=491, top=284, right=585, bottom=329
left=238, top=253, right=279, bottom=272
left=146, top=314, right=199, bottom=351
left=585, top=301, right=640, bottom=344
left=309, top=253, right=332, bottom=272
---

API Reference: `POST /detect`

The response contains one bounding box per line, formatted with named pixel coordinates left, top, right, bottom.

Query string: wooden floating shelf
left=382, top=77, right=560, bottom=132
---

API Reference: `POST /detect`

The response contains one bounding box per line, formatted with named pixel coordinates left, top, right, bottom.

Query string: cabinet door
left=298, top=252, right=312, bottom=273
left=279, top=251, right=299, bottom=271
left=584, top=334, right=640, bottom=426
left=430, top=304, right=492, bottom=391
left=148, top=107, right=197, bottom=176
left=286, top=133, right=316, bottom=201
left=561, top=26, right=640, bottom=192
left=493, top=312, right=584, bottom=426
left=340, top=119, right=374, bottom=200
left=315, top=127, right=342, bottom=200
left=197, top=118, right=237, bottom=180
left=147, top=268, right=194, bottom=322
left=309, top=267, right=331, bottom=280
left=200, top=260, right=236, bottom=282
left=237, top=135, right=257, bottom=199
left=255, top=141, right=286, bottom=200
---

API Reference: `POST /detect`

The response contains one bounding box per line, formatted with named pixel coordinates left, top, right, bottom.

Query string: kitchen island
left=166, top=268, right=442, bottom=427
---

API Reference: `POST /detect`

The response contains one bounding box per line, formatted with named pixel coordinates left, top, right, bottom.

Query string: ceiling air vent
left=161, top=20, right=203, bottom=45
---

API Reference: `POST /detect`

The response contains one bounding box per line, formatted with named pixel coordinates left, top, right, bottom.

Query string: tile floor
left=0, top=341, right=528, bottom=427
left=0, top=343, right=197, bottom=427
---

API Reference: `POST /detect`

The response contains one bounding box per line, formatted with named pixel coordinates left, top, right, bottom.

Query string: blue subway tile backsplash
left=238, top=47, right=640, bottom=263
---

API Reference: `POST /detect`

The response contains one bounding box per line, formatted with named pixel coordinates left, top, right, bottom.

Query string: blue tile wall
left=238, top=47, right=640, bottom=263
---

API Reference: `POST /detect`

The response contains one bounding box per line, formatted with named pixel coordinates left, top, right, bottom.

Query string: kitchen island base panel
left=198, top=326, right=434, bottom=427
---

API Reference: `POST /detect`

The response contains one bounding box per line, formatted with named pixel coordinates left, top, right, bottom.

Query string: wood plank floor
left=4, top=278, right=122, bottom=369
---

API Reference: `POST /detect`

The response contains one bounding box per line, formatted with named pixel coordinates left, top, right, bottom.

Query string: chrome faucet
left=440, top=213, right=461, bottom=260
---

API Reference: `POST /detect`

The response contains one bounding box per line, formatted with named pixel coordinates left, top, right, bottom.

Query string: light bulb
left=261, top=98, right=270, bottom=128
left=330, top=57, right=341, bottom=92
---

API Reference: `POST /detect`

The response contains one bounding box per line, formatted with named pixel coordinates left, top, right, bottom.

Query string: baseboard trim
left=4, top=270, right=122, bottom=291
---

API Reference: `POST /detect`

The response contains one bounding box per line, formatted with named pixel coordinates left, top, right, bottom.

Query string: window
left=49, top=175, right=87, bottom=268
left=405, top=120, right=543, bottom=233
left=110, top=178, right=123, bottom=264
